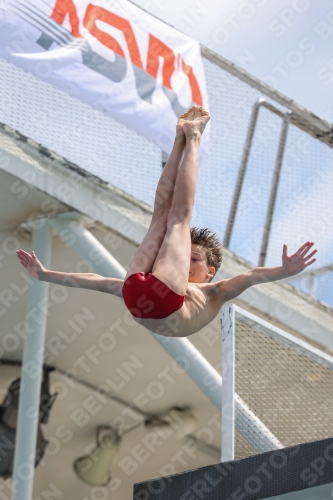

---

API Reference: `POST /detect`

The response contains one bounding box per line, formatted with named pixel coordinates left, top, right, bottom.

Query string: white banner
left=0, top=0, right=209, bottom=154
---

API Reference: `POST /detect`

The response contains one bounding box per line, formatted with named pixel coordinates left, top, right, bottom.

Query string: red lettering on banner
left=146, top=37, right=202, bottom=104
left=146, top=34, right=175, bottom=89
left=51, top=1, right=203, bottom=106
left=51, top=0, right=81, bottom=37
left=182, top=59, right=203, bottom=106
left=84, top=4, right=143, bottom=69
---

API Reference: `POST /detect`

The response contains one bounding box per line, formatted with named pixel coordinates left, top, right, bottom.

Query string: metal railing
left=223, top=98, right=291, bottom=267
left=221, top=303, right=333, bottom=461
left=285, top=265, right=333, bottom=300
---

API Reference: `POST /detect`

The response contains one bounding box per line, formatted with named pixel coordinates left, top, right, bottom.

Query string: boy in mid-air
left=16, top=106, right=317, bottom=338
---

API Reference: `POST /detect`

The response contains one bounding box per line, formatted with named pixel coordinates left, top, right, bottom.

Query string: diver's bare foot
left=176, top=116, right=186, bottom=139
left=179, top=106, right=210, bottom=139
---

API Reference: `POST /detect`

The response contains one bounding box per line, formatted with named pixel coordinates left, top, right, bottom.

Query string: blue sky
left=132, top=0, right=333, bottom=121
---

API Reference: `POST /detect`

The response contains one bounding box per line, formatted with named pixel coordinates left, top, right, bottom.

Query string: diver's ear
left=208, top=266, right=216, bottom=279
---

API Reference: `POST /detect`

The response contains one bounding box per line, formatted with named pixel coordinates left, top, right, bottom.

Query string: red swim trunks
left=122, top=272, right=185, bottom=319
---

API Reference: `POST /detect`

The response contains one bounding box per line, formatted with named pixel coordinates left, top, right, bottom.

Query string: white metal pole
left=11, top=223, right=52, bottom=500
left=221, top=305, right=235, bottom=462
left=49, top=218, right=282, bottom=453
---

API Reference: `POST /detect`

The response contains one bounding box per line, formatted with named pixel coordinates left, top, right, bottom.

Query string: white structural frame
left=11, top=224, right=52, bottom=500
left=221, top=306, right=235, bottom=461
left=221, top=303, right=333, bottom=462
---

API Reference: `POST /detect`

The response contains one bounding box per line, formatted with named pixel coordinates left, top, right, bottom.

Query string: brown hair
left=190, top=227, right=224, bottom=281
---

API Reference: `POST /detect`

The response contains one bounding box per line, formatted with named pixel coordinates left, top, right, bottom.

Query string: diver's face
left=189, top=245, right=215, bottom=283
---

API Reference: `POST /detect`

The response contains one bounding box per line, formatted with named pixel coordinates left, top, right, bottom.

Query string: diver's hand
left=282, top=242, right=317, bottom=277
left=16, top=249, right=47, bottom=280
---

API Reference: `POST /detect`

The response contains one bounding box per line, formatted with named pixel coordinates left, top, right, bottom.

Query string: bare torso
left=128, top=282, right=223, bottom=337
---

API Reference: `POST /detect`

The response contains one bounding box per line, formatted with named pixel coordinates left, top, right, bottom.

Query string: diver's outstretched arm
left=16, top=249, right=124, bottom=297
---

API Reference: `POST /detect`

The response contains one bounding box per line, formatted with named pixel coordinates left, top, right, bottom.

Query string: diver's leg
left=152, top=106, right=210, bottom=294
left=124, top=133, right=185, bottom=280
